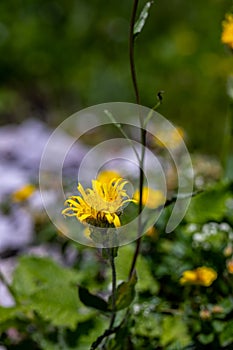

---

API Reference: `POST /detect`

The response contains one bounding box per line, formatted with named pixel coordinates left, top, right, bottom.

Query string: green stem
left=104, top=109, right=140, bottom=163
left=221, top=101, right=232, bottom=175
left=109, top=248, right=117, bottom=329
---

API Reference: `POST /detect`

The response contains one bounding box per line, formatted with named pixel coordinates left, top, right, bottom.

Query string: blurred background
left=0, top=0, right=232, bottom=155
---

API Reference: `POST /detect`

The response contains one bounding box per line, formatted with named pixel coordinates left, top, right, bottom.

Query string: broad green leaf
left=212, top=320, right=226, bottom=333
left=185, top=183, right=231, bottom=224
left=160, top=315, right=191, bottom=347
left=11, top=256, right=92, bottom=329
left=12, top=256, right=80, bottom=298
left=219, top=319, right=233, bottom=347
left=30, top=285, right=89, bottom=329
left=109, top=272, right=137, bottom=311
left=197, top=333, right=214, bottom=345
left=134, top=1, right=154, bottom=37
left=78, top=286, right=109, bottom=312
left=0, top=306, right=20, bottom=323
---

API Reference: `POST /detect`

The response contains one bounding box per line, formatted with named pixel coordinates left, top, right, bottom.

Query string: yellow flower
left=223, top=244, right=233, bottom=257
left=221, top=13, right=233, bottom=49
left=226, top=259, right=233, bottom=274
left=199, top=309, right=211, bottom=320
left=62, top=178, right=133, bottom=228
left=180, top=266, right=217, bottom=287
left=211, top=305, right=223, bottom=314
left=97, top=170, right=121, bottom=184
left=133, top=187, right=166, bottom=209
left=154, top=127, right=184, bottom=149
left=180, top=270, right=197, bottom=284
left=12, top=184, right=36, bottom=202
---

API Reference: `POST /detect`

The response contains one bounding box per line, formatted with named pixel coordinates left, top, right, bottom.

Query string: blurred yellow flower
left=97, top=170, right=121, bottom=184
left=154, top=127, right=184, bottom=149
left=12, top=184, right=36, bottom=202
left=180, top=266, right=217, bottom=287
left=133, top=187, right=166, bottom=209
left=224, top=244, right=233, bottom=257
left=62, top=178, right=133, bottom=228
left=199, top=309, right=211, bottom=320
left=221, top=13, right=233, bottom=49
left=211, top=305, right=223, bottom=314
left=226, top=259, right=233, bottom=274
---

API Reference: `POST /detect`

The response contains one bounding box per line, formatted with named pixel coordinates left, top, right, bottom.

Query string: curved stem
left=129, top=0, right=140, bottom=105
left=128, top=0, right=146, bottom=280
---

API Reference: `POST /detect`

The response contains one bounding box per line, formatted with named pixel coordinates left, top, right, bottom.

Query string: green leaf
left=160, top=315, right=191, bottom=347
left=134, top=1, right=154, bottom=37
left=185, top=183, right=231, bottom=224
left=219, top=296, right=233, bottom=315
left=212, top=320, right=226, bottom=333
left=78, top=286, right=109, bottom=312
left=115, top=245, right=159, bottom=294
left=11, top=256, right=92, bottom=329
left=109, top=272, right=137, bottom=311
left=30, top=285, right=91, bottom=329
left=197, top=333, right=214, bottom=345
left=133, top=313, right=161, bottom=338
left=12, top=256, right=80, bottom=298
left=219, top=319, right=233, bottom=347
left=0, top=306, right=20, bottom=323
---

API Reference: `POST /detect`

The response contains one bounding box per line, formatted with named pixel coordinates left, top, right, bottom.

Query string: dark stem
left=90, top=325, right=120, bottom=350
left=129, top=0, right=140, bottom=105
left=128, top=0, right=146, bottom=279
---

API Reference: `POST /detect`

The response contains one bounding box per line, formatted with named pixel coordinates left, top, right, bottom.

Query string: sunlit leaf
left=11, top=256, right=92, bottom=329
left=0, top=306, right=20, bottom=323
left=31, top=285, right=82, bottom=329
left=12, top=256, right=81, bottom=298
left=134, top=1, right=154, bottom=37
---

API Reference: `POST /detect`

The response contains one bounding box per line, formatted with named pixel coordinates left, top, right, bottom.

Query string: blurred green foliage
left=1, top=180, right=233, bottom=349
left=0, top=0, right=232, bottom=155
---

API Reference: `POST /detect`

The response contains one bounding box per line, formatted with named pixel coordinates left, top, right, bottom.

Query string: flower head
left=12, top=184, right=36, bottom=202
left=154, top=127, right=184, bottom=149
left=221, top=13, right=233, bottom=49
left=97, top=170, right=121, bottom=184
left=180, top=266, right=217, bottom=287
left=133, top=187, right=166, bottom=209
left=226, top=259, right=233, bottom=274
left=62, top=177, right=133, bottom=228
